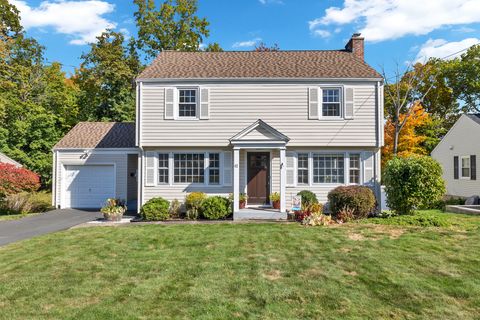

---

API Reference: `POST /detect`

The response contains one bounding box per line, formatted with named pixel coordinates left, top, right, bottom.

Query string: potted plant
left=228, top=193, right=248, bottom=209
left=239, top=193, right=248, bottom=209
left=270, top=192, right=281, bottom=209
left=101, top=198, right=127, bottom=221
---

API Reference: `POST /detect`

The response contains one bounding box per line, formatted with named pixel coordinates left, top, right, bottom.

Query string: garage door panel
left=64, top=165, right=115, bottom=208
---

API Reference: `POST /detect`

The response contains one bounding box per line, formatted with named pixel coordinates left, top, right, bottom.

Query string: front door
left=247, top=152, right=270, bottom=205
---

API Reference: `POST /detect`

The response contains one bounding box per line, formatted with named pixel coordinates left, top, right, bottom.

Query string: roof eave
left=136, top=77, right=383, bottom=83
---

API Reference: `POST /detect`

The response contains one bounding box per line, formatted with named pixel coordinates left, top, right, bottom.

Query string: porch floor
left=233, top=208, right=287, bottom=221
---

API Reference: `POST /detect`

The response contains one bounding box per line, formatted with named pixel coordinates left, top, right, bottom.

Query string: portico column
left=233, top=147, right=240, bottom=212
left=280, top=147, right=286, bottom=213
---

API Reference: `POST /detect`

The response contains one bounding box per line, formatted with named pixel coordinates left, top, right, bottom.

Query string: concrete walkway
left=0, top=209, right=102, bottom=246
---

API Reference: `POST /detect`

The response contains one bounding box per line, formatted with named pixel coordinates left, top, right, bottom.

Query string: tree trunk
left=393, top=124, right=400, bottom=156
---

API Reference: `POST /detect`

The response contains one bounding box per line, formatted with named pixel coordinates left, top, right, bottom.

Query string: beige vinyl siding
left=142, top=147, right=233, bottom=204
left=431, top=115, right=480, bottom=198
left=140, top=83, right=378, bottom=147
left=55, top=151, right=129, bottom=208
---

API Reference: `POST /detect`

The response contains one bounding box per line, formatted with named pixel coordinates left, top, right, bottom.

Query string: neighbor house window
left=158, top=153, right=169, bottom=184
left=174, top=153, right=204, bottom=183
left=349, top=154, right=361, bottom=184
left=461, top=156, right=471, bottom=179
left=322, top=88, right=341, bottom=117
left=209, top=153, right=220, bottom=185
left=297, top=153, right=309, bottom=185
left=313, top=154, right=344, bottom=183
left=178, top=89, right=197, bottom=118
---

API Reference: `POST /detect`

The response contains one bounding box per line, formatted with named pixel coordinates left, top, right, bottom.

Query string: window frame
left=208, top=153, right=221, bottom=185
left=157, top=153, right=170, bottom=184
left=297, top=153, right=309, bottom=185
left=460, top=155, right=471, bottom=179
left=348, top=153, right=361, bottom=185
left=312, top=152, right=346, bottom=185
left=320, top=87, right=343, bottom=119
left=173, top=152, right=206, bottom=184
left=175, top=87, right=199, bottom=120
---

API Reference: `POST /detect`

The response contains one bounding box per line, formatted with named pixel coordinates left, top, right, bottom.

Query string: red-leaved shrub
left=0, top=163, right=40, bottom=196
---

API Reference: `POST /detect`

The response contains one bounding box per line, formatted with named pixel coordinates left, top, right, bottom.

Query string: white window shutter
left=164, top=88, right=174, bottom=120
left=199, top=88, right=209, bottom=119
left=344, top=87, right=354, bottom=119
left=363, top=151, right=374, bottom=186
left=145, top=151, right=157, bottom=186
left=223, top=151, right=232, bottom=186
left=286, top=151, right=296, bottom=187
left=308, top=87, right=319, bottom=120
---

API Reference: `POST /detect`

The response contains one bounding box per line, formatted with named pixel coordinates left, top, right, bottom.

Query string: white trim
left=174, top=86, right=200, bottom=120
left=280, top=148, right=286, bottom=212
left=52, top=150, right=57, bottom=207
left=136, top=77, right=384, bottom=83
left=233, top=148, right=240, bottom=212
left=319, top=86, right=344, bottom=120
left=53, top=148, right=139, bottom=153
left=138, top=150, right=143, bottom=213
left=61, top=163, right=116, bottom=209
left=136, top=82, right=142, bottom=146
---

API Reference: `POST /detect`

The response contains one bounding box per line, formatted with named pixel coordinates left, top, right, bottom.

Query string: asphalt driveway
left=0, top=209, right=102, bottom=246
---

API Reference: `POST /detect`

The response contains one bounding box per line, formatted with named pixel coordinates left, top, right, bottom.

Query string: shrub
left=302, top=211, right=333, bottom=226
left=383, top=156, right=446, bottom=215
left=0, top=163, right=40, bottom=196
left=201, top=196, right=229, bottom=220
left=0, top=192, right=53, bottom=215
left=297, top=190, right=318, bottom=208
left=336, top=206, right=356, bottom=223
left=328, top=186, right=376, bottom=220
left=140, top=197, right=170, bottom=221
left=185, top=192, right=207, bottom=219
left=169, top=199, right=182, bottom=218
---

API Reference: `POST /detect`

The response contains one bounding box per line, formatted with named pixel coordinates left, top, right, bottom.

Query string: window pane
left=349, top=153, right=360, bottom=184
left=209, top=153, right=220, bottom=184
left=179, top=89, right=197, bottom=117
left=322, top=88, right=341, bottom=117
left=297, top=153, right=309, bottom=185
left=313, top=154, right=345, bottom=184
left=158, top=153, right=169, bottom=184
left=174, top=153, right=204, bottom=183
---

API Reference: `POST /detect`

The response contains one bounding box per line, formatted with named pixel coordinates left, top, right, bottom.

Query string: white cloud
left=11, top=0, right=116, bottom=45
left=259, top=0, right=284, bottom=4
left=232, top=38, right=262, bottom=48
left=313, top=29, right=331, bottom=38
left=309, top=0, right=480, bottom=42
left=415, top=38, right=480, bottom=62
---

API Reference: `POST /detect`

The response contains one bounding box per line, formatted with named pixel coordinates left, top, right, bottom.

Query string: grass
left=0, top=211, right=479, bottom=319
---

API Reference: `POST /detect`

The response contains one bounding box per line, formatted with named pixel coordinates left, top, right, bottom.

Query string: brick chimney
left=345, top=33, right=364, bottom=60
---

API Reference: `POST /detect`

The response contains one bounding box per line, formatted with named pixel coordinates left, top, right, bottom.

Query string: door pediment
left=229, top=119, right=289, bottom=145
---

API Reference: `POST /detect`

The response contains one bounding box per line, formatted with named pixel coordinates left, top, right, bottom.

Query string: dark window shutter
left=454, top=156, right=459, bottom=180
left=471, top=155, right=476, bottom=180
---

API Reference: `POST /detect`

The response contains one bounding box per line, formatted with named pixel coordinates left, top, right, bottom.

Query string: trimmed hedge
left=297, top=190, right=318, bottom=208
left=140, top=197, right=170, bottom=221
left=328, top=185, right=376, bottom=220
left=201, top=196, right=229, bottom=220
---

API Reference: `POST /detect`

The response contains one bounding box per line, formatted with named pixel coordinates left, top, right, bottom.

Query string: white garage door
left=64, top=165, right=115, bottom=208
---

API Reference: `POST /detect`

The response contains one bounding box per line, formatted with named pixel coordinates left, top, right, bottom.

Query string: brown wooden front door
left=247, top=152, right=270, bottom=205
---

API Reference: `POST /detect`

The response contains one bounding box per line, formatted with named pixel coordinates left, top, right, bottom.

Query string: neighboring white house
left=431, top=114, right=479, bottom=198
left=0, top=152, right=22, bottom=168
left=52, top=34, right=385, bottom=218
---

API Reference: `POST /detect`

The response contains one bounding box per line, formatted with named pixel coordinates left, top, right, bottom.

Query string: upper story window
left=178, top=89, right=197, bottom=118
left=322, top=88, right=341, bottom=117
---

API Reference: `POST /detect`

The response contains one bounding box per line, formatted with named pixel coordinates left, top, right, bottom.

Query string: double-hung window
left=174, top=153, right=205, bottom=183
left=322, top=88, right=341, bottom=117
left=313, top=153, right=345, bottom=183
left=209, top=153, right=220, bottom=185
left=349, top=153, right=361, bottom=184
left=297, top=153, right=309, bottom=185
left=158, top=153, right=169, bottom=184
left=178, top=89, right=197, bottom=118
left=461, top=156, right=471, bottom=179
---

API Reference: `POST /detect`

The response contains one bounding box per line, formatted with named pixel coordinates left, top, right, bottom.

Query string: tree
left=446, top=44, right=480, bottom=113
left=75, top=30, right=141, bottom=122
left=134, top=0, right=210, bottom=59
left=204, top=42, right=223, bottom=52
left=254, top=42, right=280, bottom=52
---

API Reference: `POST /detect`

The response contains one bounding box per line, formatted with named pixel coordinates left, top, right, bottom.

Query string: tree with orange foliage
left=382, top=104, right=433, bottom=167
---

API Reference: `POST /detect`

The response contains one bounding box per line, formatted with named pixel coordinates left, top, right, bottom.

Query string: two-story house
left=52, top=34, right=384, bottom=219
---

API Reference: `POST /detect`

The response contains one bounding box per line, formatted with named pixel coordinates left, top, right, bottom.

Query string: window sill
left=174, top=117, right=200, bottom=121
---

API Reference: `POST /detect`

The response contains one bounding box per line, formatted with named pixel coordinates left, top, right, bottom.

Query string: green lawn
left=1, top=211, right=479, bottom=319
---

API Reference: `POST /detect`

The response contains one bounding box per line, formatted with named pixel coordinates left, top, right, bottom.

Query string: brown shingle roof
left=54, top=122, right=136, bottom=149
left=138, top=50, right=382, bottom=80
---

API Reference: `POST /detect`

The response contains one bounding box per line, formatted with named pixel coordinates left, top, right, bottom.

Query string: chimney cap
left=352, top=32, right=363, bottom=38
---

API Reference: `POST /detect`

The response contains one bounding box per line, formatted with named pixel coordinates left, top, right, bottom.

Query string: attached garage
left=52, top=122, right=138, bottom=210
left=63, top=165, right=115, bottom=208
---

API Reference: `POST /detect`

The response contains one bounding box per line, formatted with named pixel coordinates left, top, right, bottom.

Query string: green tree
left=204, top=42, right=223, bottom=52
left=75, top=30, right=141, bottom=122
left=134, top=0, right=210, bottom=59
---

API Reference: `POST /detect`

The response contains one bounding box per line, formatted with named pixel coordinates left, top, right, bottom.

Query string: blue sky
left=11, top=0, right=480, bottom=76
